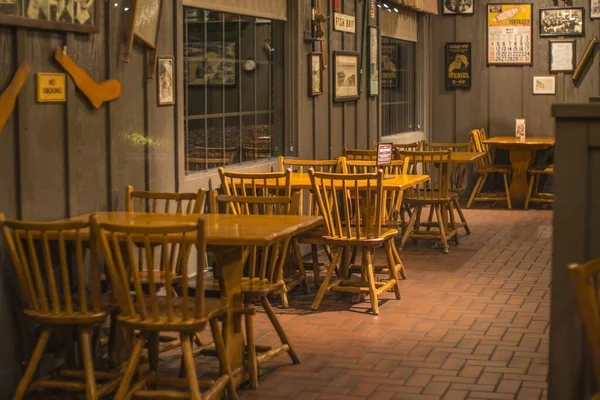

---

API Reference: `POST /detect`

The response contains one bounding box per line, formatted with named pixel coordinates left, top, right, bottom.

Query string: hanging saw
left=316, top=0, right=328, bottom=69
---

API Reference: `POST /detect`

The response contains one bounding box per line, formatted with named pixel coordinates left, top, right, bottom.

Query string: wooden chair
left=569, top=258, right=600, bottom=400
left=396, top=150, right=459, bottom=254
left=309, top=169, right=402, bottom=315
left=92, top=216, right=238, bottom=400
left=343, top=147, right=378, bottom=161
left=467, top=129, right=512, bottom=209
left=278, top=157, right=343, bottom=290
left=371, top=140, right=423, bottom=153
left=525, top=165, right=554, bottom=210
left=209, top=192, right=301, bottom=388
left=0, top=215, right=121, bottom=400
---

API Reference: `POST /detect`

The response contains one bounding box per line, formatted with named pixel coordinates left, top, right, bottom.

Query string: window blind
left=182, top=0, right=287, bottom=21
left=380, top=8, right=417, bottom=42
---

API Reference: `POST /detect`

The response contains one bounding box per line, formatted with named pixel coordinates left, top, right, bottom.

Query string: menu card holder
left=515, top=119, right=526, bottom=143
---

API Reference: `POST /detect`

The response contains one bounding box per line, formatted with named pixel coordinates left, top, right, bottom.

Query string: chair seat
left=529, top=165, right=554, bottom=175
left=295, top=227, right=329, bottom=244
left=102, top=270, right=183, bottom=287
left=206, top=278, right=284, bottom=296
left=323, top=228, right=398, bottom=246
left=117, top=296, right=227, bottom=332
left=404, top=196, right=455, bottom=205
left=24, top=292, right=116, bottom=326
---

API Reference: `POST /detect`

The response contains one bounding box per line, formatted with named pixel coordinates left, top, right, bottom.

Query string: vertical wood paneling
left=431, top=14, right=455, bottom=142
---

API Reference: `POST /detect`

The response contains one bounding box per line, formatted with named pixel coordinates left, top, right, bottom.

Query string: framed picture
left=333, top=51, right=360, bottom=102
left=369, top=27, right=379, bottom=96
left=0, top=0, right=99, bottom=33
left=592, top=0, right=600, bottom=19
left=533, top=76, right=556, bottom=95
left=186, top=42, right=237, bottom=86
left=157, top=56, right=175, bottom=106
left=540, top=8, right=584, bottom=37
left=442, top=0, right=474, bottom=15
left=381, top=43, right=398, bottom=88
left=549, top=40, right=576, bottom=73
left=487, top=4, right=533, bottom=65
left=308, top=52, right=323, bottom=96
left=445, top=43, right=472, bottom=89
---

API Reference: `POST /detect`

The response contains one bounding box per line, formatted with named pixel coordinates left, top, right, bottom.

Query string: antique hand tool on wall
left=0, top=60, right=30, bottom=135
left=54, top=46, right=121, bottom=109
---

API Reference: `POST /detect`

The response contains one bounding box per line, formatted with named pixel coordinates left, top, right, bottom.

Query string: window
left=381, top=37, right=416, bottom=136
left=183, top=8, right=284, bottom=175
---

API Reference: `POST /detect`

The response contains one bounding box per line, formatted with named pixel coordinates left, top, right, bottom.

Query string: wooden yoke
left=0, top=60, right=29, bottom=134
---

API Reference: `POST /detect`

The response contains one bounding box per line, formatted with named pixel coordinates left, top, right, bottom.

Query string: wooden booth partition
left=550, top=103, right=600, bottom=400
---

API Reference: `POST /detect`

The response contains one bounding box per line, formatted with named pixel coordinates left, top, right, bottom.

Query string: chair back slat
left=218, top=168, right=291, bottom=201
left=422, top=142, right=470, bottom=192
left=126, top=185, right=206, bottom=215
left=397, top=150, right=453, bottom=201
left=343, top=148, right=378, bottom=161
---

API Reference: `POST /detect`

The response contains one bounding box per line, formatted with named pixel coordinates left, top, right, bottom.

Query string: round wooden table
left=483, top=137, right=555, bottom=206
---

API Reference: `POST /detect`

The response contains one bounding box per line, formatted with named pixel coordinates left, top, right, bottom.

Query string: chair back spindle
left=126, top=186, right=206, bottom=215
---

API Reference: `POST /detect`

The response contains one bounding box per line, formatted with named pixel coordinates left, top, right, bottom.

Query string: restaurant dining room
left=0, top=0, right=599, bottom=399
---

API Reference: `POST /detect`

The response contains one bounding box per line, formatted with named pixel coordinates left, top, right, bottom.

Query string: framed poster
left=592, top=0, right=600, bottom=19
left=308, top=52, right=323, bottom=96
left=187, top=42, right=237, bottom=86
left=0, top=0, right=99, bottom=33
left=442, top=0, right=474, bottom=15
left=333, top=51, right=360, bottom=102
left=533, top=76, right=556, bottom=95
left=487, top=4, right=533, bottom=65
left=157, top=56, right=174, bottom=106
left=369, top=27, right=379, bottom=96
left=381, top=43, right=398, bottom=88
left=445, top=43, right=472, bottom=89
left=540, top=8, right=584, bottom=37
left=549, top=40, right=576, bottom=73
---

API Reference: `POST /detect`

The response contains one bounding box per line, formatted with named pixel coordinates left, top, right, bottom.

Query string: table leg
left=509, top=149, right=534, bottom=206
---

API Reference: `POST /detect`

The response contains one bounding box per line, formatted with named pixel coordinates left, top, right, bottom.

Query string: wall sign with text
left=445, top=43, right=472, bottom=89
left=487, top=3, right=533, bottom=65
left=36, top=73, right=66, bottom=103
left=334, top=13, right=356, bottom=33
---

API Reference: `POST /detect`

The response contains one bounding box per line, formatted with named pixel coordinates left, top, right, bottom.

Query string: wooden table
left=55, top=212, right=323, bottom=388
left=483, top=137, right=555, bottom=206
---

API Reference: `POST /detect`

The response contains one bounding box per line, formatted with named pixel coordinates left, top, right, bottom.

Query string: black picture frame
left=549, top=40, right=576, bottom=74
left=487, top=3, right=534, bottom=66
left=308, top=52, right=324, bottom=96
left=540, top=7, right=585, bottom=37
left=441, top=0, right=474, bottom=15
left=592, top=0, right=600, bottom=20
left=333, top=51, right=360, bottom=102
left=445, top=42, right=472, bottom=89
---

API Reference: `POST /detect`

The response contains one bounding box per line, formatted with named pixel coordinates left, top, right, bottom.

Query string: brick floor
left=234, top=208, right=552, bottom=400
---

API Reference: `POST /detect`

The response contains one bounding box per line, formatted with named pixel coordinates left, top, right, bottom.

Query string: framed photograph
left=540, top=8, right=584, bottom=37
left=533, top=76, right=556, bottom=95
left=186, top=42, right=237, bottom=86
left=549, top=40, right=576, bottom=73
left=157, top=56, right=175, bottom=106
left=333, top=51, right=360, bottom=102
left=369, top=27, right=379, bottom=96
left=487, top=4, right=533, bottom=65
left=442, top=0, right=474, bottom=15
left=445, top=43, right=472, bottom=89
left=592, top=0, right=600, bottom=19
left=0, top=0, right=99, bottom=33
left=381, top=43, right=398, bottom=88
left=308, top=52, right=323, bottom=96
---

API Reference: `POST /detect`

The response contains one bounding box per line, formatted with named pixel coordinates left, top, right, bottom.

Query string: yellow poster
left=487, top=4, right=532, bottom=65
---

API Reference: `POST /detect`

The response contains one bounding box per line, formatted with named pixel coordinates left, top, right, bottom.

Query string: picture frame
left=369, top=26, right=379, bottom=96
left=441, top=0, right=474, bottom=15
left=308, top=52, right=323, bottom=96
left=533, top=76, right=556, bottom=95
left=186, top=42, right=237, bottom=86
left=333, top=51, right=360, bottom=102
left=0, top=0, right=100, bottom=34
left=592, top=0, right=600, bottom=19
left=540, top=8, right=584, bottom=37
left=445, top=42, right=472, bottom=89
left=157, top=56, right=175, bottom=106
left=549, top=40, right=576, bottom=73
left=487, top=3, right=533, bottom=66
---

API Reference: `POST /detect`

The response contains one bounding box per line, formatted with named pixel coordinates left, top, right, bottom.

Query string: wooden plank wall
left=0, top=2, right=176, bottom=395
left=430, top=0, right=600, bottom=144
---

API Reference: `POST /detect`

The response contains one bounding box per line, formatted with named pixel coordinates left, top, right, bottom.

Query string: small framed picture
left=533, top=76, right=556, bottom=95
left=592, top=0, right=600, bottom=19
left=157, top=56, right=175, bottom=106
left=549, top=40, right=576, bottom=74
left=445, top=42, right=472, bottom=89
left=333, top=51, right=360, bottom=102
left=540, top=8, right=585, bottom=37
left=442, top=0, right=474, bottom=15
left=308, top=52, right=323, bottom=96
left=369, top=27, right=379, bottom=96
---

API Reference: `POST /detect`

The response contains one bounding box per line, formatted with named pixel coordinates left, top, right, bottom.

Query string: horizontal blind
left=182, top=0, right=287, bottom=21
left=381, top=8, right=417, bottom=42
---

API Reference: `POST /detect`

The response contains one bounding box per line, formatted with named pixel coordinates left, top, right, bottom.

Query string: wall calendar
left=487, top=4, right=533, bottom=65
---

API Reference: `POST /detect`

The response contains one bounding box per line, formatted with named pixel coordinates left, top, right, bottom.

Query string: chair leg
left=525, top=175, right=535, bottom=210
left=364, top=250, right=380, bottom=315
left=279, top=286, right=289, bottom=309
left=209, top=319, right=239, bottom=400
left=400, top=205, right=418, bottom=251
left=244, top=307, right=258, bottom=389
left=452, top=197, right=470, bottom=235
left=114, top=334, right=147, bottom=400
left=181, top=333, right=202, bottom=400
left=503, top=173, right=512, bottom=210
left=312, top=247, right=343, bottom=311
left=14, top=328, right=52, bottom=400
left=448, top=201, right=459, bottom=245
left=311, top=244, right=321, bottom=290
left=292, top=239, right=310, bottom=295
left=467, top=175, right=484, bottom=208
left=261, top=297, right=300, bottom=364
left=384, top=241, right=401, bottom=300
left=391, top=244, right=407, bottom=279
left=434, top=205, right=449, bottom=254
left=80, top=328, right=98, bottom=400
left=425, top=206, right=434, bottom=232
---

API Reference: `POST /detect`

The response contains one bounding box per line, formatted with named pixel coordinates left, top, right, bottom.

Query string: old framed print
left=0, top=0, right=99, bottom=33
left=333, top=51, right=360, bottom=102
left=540, top=8, right=584, bottom=37
left=187, top=42, right=237, bottom=86
left=592, top=0, right=600, bottom=19
left=157, top=56, right=174, bottom=106
left=533, top=76, right=556, bottom=95
left=487, top=4, right=533, bottom=65
left=309, top=52, right=323, bottom=96
left=442, top=0, right=474, bottom=15
left=445, top=43, right=472, bottom=89
left=369, top=27, right=379, bottom=96
left=549, top=40, right=576, bottom=73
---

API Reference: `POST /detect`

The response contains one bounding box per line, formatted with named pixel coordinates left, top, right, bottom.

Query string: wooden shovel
left=0, top=60, right=30, bottom=135
left=55, top=46, right=121, bottom=109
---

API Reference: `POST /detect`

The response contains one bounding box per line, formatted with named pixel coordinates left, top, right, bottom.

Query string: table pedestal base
left=509, top=149, right=535, bottom=206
